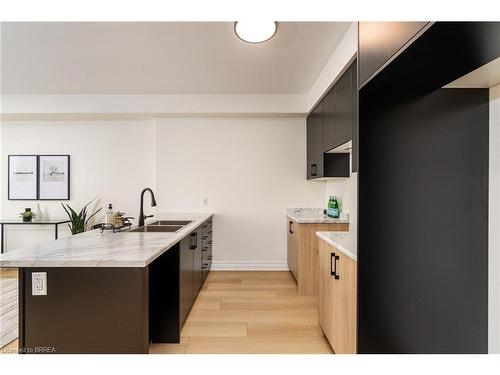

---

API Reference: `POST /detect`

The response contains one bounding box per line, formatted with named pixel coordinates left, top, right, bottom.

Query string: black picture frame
left=8, top=155, right=38, bottom=200
left=7, top=154, right=70, bottom=201
left=38, top=155, right=71, bottom=201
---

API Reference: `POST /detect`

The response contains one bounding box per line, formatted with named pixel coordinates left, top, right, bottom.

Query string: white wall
left=307, top=22, right=357, bottom=111
left=324, top=172, right=357, bottom=245
left=0, top=120, right=155, bottom=251
left=154, top=116, right=325, bottom=269
left=490, top=84, right=500, bottom=353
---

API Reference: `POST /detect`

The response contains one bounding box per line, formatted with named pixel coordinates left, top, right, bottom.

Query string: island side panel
left=149, top=243, right=180, bottom=343
left=19, top=267, right=149, bottom=354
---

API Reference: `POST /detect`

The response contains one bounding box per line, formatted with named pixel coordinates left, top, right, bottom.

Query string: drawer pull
left=331, top=252, right=340, bottom=280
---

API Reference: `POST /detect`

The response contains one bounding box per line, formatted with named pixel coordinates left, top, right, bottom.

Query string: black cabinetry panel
left=358, top=88, right=489, bottom=353
left=358, top=22, right=428, bottom=87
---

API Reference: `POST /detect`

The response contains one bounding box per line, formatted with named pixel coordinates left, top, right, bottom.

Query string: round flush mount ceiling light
left=234, top=21, right=278, bottom=44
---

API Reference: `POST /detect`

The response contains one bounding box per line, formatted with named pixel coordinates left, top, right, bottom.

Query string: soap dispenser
left=105, top=204, right=114, bottom=226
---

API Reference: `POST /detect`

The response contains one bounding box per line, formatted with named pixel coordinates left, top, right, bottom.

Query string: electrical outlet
left=202, top=198, right=208, bottom=206
left=32, top=272, right=47, bottom=296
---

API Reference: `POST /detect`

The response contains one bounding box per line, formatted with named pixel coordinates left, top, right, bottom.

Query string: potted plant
left=61, top=199, right=102, bottom=235
left=19, top=208, right=35, bottom=222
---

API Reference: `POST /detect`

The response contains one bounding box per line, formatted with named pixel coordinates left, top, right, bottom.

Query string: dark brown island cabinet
left=17, top=217, right=213, bottom=354
left=306, top=59, right=358, bottom=179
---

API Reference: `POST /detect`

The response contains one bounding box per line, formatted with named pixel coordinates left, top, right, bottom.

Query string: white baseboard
left=211, top=261, right=289, bottom=271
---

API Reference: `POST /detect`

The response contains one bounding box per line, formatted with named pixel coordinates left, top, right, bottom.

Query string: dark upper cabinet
left=333, top=63, right=354, bottom=149
left=322, top=84, right=336, bottom=152
left=306, top=60, right=357, bottom=179
left=322, top=61, right=356, bottom=153
left=306, top=102, right=324, bottom=179
left=352, top=61, right=358, bottom=172
left=358, top=22, right=429, bottom=87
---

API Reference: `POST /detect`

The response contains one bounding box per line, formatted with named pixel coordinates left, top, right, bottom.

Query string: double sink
left=130, top=220, right=193, bottom=233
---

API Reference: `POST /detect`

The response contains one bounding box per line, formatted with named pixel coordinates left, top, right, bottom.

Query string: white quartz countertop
left=286, top=208, right=349, bottom=224
left=316, top=231, right=357, bottom=262
left=0, top=213, right=213, bottom=268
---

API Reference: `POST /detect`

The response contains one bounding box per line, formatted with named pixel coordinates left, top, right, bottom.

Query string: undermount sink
left=130, top=224, right=184, bottom=233
left=149, top=220, right=192, bottom=226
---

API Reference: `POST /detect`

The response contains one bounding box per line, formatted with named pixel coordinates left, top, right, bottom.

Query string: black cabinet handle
left=208, top=255, right=212, bottom=261
left=202, top=264, right=208, bottom=270
left=331, top=252, right=340, bottom=280
left=311, top=164, right=317, bottom=177
left=190, top=232, right=197, bottom=250
left=289, top=221, right=293, bottom=234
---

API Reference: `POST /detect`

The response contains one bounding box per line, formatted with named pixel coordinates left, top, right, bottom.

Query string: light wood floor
left=1, top=270, right=333, bottom=354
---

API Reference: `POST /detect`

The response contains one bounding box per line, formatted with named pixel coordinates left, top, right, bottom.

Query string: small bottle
left=327, top=196, right=340, bottom=218
left=332, top=196, right=340, bottom=218
left=105, top=204, right=114, bottom=226
left=327, top=196, right=334, bottom=217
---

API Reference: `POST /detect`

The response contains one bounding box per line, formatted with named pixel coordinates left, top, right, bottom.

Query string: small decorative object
left=8, top=155, right=38, bottom=200
left=113, top=211, right=134, bottom=228
left=19, top=208, right=35, bottom=222
left=61, top=199, right=102, bottom=235
left=39, top=155, right=70, bottom=200
left=34, top=203, right=43, bottom=222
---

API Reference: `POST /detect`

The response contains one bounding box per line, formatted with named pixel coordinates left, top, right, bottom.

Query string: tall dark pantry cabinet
left=357, top=22, right=500, bottom=353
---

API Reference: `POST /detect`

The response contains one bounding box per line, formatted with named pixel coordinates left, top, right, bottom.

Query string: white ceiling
left=0, top=22, right=350, bottom=95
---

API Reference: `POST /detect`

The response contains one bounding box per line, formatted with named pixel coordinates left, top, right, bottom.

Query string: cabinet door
left=318, top=240, right=335, bottom=343
left=202, top=220, right=213, bottom=281
left=331, top=251, right=357, bottom=354
left=358, top=22, right=428, bottom=87
left=311, top=102, right=324, bottom=178
left=192, top=229, right=203, bottom=296
left=334, top=65, right=353, bottom=148
left=179, top=235, right=194, bottom=327
left=306, top=115, right=314, bottom=179
left=287, top=219, right=298, bottom=281
left=352, top=61, right=358, bottom=173
left=322, top=87, right=336, bottom=152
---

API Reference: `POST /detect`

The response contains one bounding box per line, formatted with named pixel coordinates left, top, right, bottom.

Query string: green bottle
left=331, top=196, right=339, bottom=218
left=327, top=196, right=339, bottom=218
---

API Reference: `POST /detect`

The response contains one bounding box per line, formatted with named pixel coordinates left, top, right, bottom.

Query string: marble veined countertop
left=0, top=212, right=213, bottom=268
left=316, top=231, right=357, bottom=262
left=286, top=208, right=349, bottom=224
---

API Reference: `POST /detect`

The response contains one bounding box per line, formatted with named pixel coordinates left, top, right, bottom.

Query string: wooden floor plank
left=1, top=270, right=333, bottom=354
left=181, top=321, right=247, bottom=338
left=185, top=337, right=333, bottom=354
left=247, top=322, right=320, bottom=338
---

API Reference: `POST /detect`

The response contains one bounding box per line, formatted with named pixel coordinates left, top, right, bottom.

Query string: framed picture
left=38, top=155, right=70, bottom=200
left=8, top=155, right=38, bottom=200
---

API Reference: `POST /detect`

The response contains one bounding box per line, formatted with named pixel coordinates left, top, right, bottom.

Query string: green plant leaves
left=61, top=199, right=102, bottom=235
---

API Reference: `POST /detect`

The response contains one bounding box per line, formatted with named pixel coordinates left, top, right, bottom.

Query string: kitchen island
left=0, top=213, right=213, bottom=354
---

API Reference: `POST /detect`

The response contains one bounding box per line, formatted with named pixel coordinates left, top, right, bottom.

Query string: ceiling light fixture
left=234, top=21, right=278, bottom=44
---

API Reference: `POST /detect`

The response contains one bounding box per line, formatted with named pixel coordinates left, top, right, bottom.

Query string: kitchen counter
left=0, top=212, right=213, bottom=268
left=316, top=231, right=357, bottom=262
left=286, top=208, right=349, bottom=224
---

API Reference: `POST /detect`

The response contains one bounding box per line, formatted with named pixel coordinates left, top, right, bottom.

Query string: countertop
left=286, top=208, right=350, bottom=224
left=0, top=212, right=213, bottom=268
left=316, top=231, right=357, bottom=262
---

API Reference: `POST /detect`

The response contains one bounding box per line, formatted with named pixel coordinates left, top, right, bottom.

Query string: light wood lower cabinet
left=318, top=239, right=357, bottom=354
left=286, top=218, right=348, bottom=295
